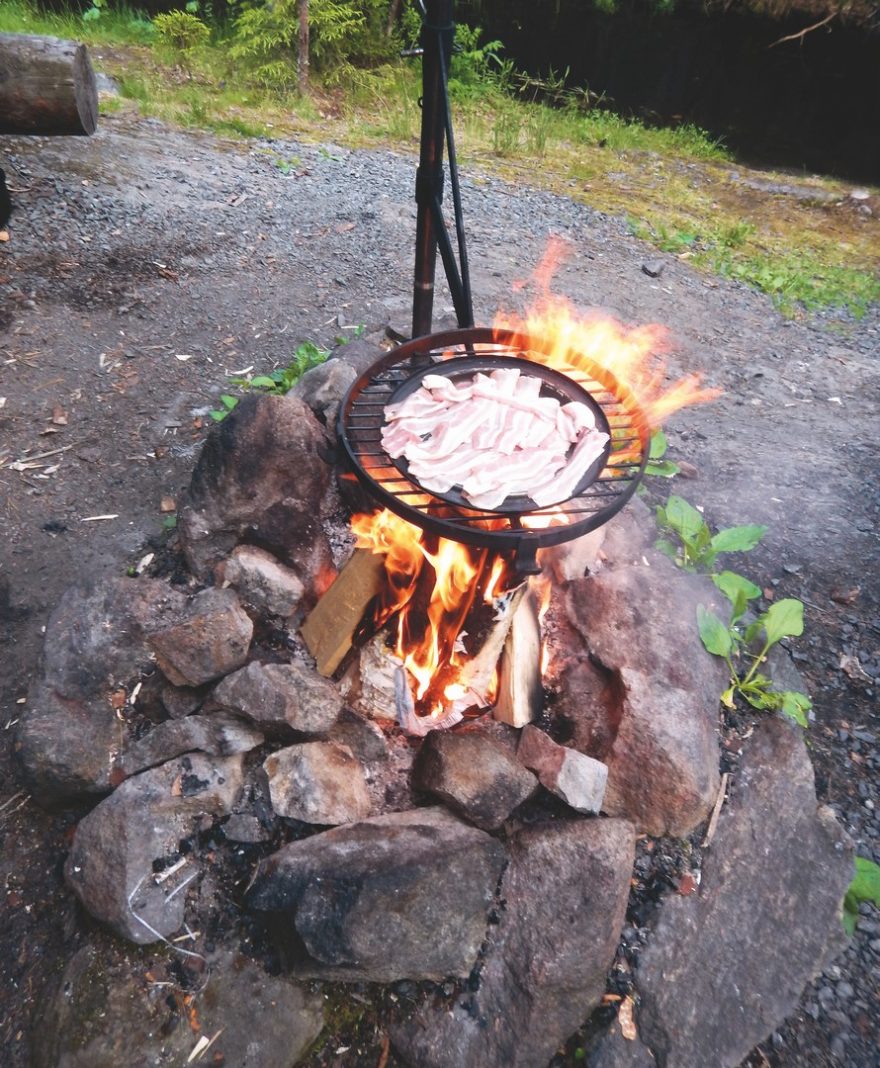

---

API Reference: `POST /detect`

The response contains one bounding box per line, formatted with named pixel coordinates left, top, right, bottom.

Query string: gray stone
left=222, top=544, right=305, bottom=617
left=212, top=659, right=342, bottom=734
left=40, top=576, right=182, bottom=699
left=393, top=819, right=636, bottom=1068
left=17, top=683, right=124, bottom=804
left=542, top=525, right=607, bottom=582
left=332, top=335, right=387, bottom=375
left=559, top=560, right=725, bottom=836
left=291, top=357, right=357, bottom=428
left=64, top=753, right=244, bottom=944
left=589, top=1025, right=658, bottom=1067
left=31, top=941, right=323, bottom=1068
left=327, top=707, right=390, bottom=763
left=632, top=717, right=853, bottom=1068
left=16, top=577, right=184, bottom=803
left=178, top=393, right=333, bottom=588
left=248, top=807, right=506, bottom=982
left=642, top=259, right=666, bottom=278
left=413, top=729, right=538, bottom=830
left=518, top=724, right=608, bottom=814
left=222, top=813, right=273, bottom=843
left=116, top=712, right=264, bottom=780
left=160, top=681, right=204, bottom=719
left=264, top=741, right=372, bottom=825
left=597, top=496, right=658, bottom=569
left=146, top=587, right=253, bottom=687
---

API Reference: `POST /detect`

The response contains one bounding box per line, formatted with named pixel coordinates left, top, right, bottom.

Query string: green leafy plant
left=656, top=494, right=810, bottom=726
left=655, top=494, right=766, bottom=571
left=697, top=590, right=812, bottom=726
left=209, top=393, right=239, bottom=422
left=211, top=340, right=330, bottom=421
left=843, top=857, right=880, bottom=937
left=645, top=429, right=680, bottom=478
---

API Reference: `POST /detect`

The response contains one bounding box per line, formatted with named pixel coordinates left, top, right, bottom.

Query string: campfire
left=302, top=264, right=718, bottom=736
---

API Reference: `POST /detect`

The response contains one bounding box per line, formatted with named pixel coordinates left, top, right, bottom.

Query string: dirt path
left=1, top=112, right=878, bottom=1067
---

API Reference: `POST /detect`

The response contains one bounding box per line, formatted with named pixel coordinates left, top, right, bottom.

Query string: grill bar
left=337, top=327, right=649, bottom=573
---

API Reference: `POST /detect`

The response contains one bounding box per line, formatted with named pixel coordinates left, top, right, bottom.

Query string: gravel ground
left=0, top=110, right=878, bottom=1067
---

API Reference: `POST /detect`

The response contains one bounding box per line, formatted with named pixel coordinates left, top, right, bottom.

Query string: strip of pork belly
left=403, top=399, right=490, bottom=461
left=382, top=422, right=426, bottom=458
left=461, top=443, right=568, bottom=499
left=529, top=428, right=609, bottom=507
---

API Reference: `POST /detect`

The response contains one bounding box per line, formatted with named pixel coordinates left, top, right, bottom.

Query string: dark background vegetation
left=459, top=0, right=880, bottom=181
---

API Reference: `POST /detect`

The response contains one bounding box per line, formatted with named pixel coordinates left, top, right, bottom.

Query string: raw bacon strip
left=382, top=365, right=606, bottom=510
left=529, top=428, right=609, bottom=507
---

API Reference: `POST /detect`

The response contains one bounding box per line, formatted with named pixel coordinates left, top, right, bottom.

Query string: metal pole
left=412, top=0, right=454, bottom=340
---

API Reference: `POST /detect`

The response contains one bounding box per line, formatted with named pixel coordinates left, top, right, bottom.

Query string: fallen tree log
left=0, top=33, right=98, bottom=136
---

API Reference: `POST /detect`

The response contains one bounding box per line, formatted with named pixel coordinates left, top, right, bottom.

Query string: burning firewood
left=494, top=587, right=543, bottom=728
left=300, top=549, right=386, bottom=676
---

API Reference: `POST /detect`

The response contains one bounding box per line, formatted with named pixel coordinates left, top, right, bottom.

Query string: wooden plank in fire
left=456, top=582, right=527, bottom=703
left=300, top=548, right=386, bottom=677
left=494, top=587, right=543, bottom=728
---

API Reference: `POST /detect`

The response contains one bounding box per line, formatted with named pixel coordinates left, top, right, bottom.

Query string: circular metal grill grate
left=337, top=327, right=650, bottom=573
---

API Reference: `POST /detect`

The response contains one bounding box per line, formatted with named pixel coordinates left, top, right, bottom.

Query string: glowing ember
left=494, top=238, right=720, bottom=429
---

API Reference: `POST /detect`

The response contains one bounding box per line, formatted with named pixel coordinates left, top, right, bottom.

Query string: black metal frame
left=411, top=0, right=473, bottom=338
left=337, top=329, right=649, bottom=574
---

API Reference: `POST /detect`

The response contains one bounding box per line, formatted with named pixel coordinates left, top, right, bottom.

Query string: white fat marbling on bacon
left=529, top=427, right=608, bottom=507
left=382, top=366, right=607, bottom=509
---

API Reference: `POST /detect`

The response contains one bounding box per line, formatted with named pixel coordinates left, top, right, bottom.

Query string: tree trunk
left=0, top=33, right=98, bottom=136
left=386, top=0, right=403, bottom=36
left=297, top=0, right=310, bottom=97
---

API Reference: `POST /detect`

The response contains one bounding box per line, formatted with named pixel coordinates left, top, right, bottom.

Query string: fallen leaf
left=51, top=406, right=68, bottom=425
left=678, top=872, right=699, bottom=895
left=830, top=586, right=860, bottom=606
left=840, top=654, right=871, bottom=684
left=160, top=496, right=177, bottom=513
left=619, top=995, right=638, bottom=1041
left=171, top=774, right=183, bottom=797
left=335, top=220, right=356, bottom=233
left=110, top=689, right=127, bottom=709
left=0, top=230, right=9, bottom=243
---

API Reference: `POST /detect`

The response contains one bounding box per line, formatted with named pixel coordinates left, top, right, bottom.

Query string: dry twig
left=769, top=13, right=836, bottom=48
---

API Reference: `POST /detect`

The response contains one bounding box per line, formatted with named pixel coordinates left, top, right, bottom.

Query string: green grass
left=0, top=0, right=155, bottom=44
left=1, top=1, right=877, bottom=319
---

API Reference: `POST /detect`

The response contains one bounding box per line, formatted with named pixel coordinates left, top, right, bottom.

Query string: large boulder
left=16, top=576, right=185, bottom=804
left=558, top=560, right=725, bottom=836
left=393, top=818, right=636, bottom=1068
left=178, top=393, right=333, bottom=593
left=64, top=753, right=244, bottom=943
left=31, top=941, right=324, bottom=1068
left=608, top=717, right=853, bottom=1068
left=248, top=807, right=506, bottom=982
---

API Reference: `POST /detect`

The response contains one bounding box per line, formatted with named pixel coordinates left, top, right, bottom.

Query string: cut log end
left=0, top=34, right=99, bottom=137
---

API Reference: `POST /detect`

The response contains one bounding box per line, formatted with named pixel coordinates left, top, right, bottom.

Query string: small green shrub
left=153, top=11, right=210, bottom=57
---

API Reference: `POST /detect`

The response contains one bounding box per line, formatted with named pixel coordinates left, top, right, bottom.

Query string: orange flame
left=495, top=238, right=720, bottom=429
left=350, top=244, right=719, bottom=719
left=353, top=510, right=495, bottom=704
